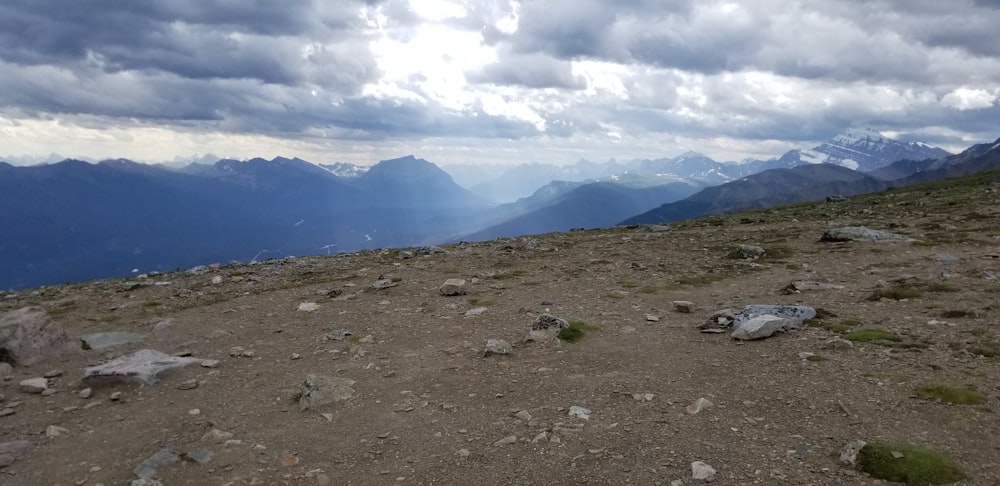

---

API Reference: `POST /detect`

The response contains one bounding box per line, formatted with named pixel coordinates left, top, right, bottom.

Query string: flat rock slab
left=83, top=349, right=201, bottom=387
left=820, top=226, right=908, bottom=242
left=299, top=374, right=355, bottom=411
left=80, top=331, right=145, bottom=351
left=0, top=306, right=72, bottom=366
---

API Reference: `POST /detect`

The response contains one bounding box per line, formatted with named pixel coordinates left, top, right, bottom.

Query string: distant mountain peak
left=831, top=127, right=886, bottom=145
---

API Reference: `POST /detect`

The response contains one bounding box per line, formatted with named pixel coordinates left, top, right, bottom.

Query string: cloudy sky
left=1, top=0, right=999, bottom=166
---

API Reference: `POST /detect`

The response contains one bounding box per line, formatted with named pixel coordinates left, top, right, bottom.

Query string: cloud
left=466, top=50, right=586, bottom=89
left=0, top=0, right=998, bottom=165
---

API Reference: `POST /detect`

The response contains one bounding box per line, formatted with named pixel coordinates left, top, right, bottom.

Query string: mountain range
left=2, top=128, right=997, bottom=290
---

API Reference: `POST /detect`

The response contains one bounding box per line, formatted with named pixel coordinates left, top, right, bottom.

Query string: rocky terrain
left=1, top=170, right=999, bottom=485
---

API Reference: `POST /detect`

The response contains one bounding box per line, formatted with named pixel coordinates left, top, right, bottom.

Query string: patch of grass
left=142, top=300, right=161, bottom=307
left=842, top=329, right=902, bottom=343
left=676, top=273, right=724, bottom=287
left=785, top=263, right=804, bottom=270
left=761, top=244, right=794, bottom=260
left=562, top=268, right=584, bottom=277
left=806, top=354, right=828, bottom=362
left=969, top=340, right=1000, bottom=358
left=813, top=308, right=838, bottom=320
left=603, top=292, right=625, bottom=299
left=926, top=283, right=959, bottom=293
left=618, top=279, right=639, bottom=288
left=868, top=285, right=923, bottom=301
left=558, top=321, right=599, bottom=343
left=915, top=385, right=986, bottom=405
left=857, top=441, right=966, bottom=485
left=468, top=298, right=495, bottom=306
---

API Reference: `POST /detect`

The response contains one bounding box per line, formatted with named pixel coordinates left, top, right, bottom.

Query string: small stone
left=483, top=338, right=511, bottom=357
left=133, top=448, right=180, bottom=480
left=0, top=363, right=12, bottom=380
left=798, top=352, right=815, bottom=360
left=316, top=473, right=331, bottom=486
left=177, top=379, right=199, bottom=390
left=568, top=405, right=591, bottom=420
left=201, top=429, right=234, bottom=443
left=43, top=369, right=63, bottom=378
left=839, top=440, right=867, bottom=466
left=672, top=301, right=697, bottom=313
left=297, top=302, right=320, bottom=312
left=823, top=338, right=855, bottom=350
left=19, top=377, right=48, bottom=394
left=280, top=452, right=300, bottom=467
left=200, top=359, right=220, bottom=368
left=78, top=388, right=93, bottom=399
left=686, top=397, right=714, bottom=415
left=440, top=279, right=467, bottom=296
left=493, top=435, right=517, bottom=446
left=326, top=329, right=352, bottom=341
left=456, top=448, right=471, bottom=457
left=691, top=461, right=717, bottom=481
left=291, top=353, right=302, bottom=360
left=45, top=425, right=69, bottom=437
left=211, top=275, right=223, bottom=284
left=633, top=393, right=655, bottom=402
left=184, top=448, right=214, bottom=464
left=645, top=314, right=660, bottom=322
left=465, top=307, right=488, bottom=317
left=531, top=432, right=548, bottom=443
left=514, top=410, right=532, bottom=421
left=188, top=408, right=200, bottom=415
left=109, top=392, right=122, bottom=401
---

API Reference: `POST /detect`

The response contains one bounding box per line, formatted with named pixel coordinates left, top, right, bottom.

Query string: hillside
left=1, top=169, right=998, bottom=485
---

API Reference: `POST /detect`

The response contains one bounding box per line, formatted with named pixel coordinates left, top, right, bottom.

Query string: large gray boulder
left=80, top=331, right=145, bottom=351
left=0, top=307, right=72, bottom=366
left=82, top=349, right=201, bottom=386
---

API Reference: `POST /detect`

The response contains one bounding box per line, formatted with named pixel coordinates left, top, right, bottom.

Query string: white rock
left=691, top=461, right=716, bottom=481
left=568, top=405, right=591, bottom=420
left=439, top=279, right=467, bottom=296
left=731, top=315, right=788, bottom=340
left=686, top=397, right=714, bottom=415
left=18, top=377, right=48, bottom=394
left=483, top=338, right=511, bottom=357
left=297, top=302, right=320, bottom=312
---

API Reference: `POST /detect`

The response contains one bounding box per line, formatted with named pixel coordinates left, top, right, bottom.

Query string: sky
left=1, top=0, right=999, bottom=167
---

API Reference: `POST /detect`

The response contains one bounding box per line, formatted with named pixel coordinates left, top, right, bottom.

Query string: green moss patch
left=468, top=298, right=495, bottom=306
left=868, top=285, right=923, bottom=301
left=558, top=321, right=599, bottom=343
left=842, top=329, right=902, bottom=343
left=857, top=441, right=966, bottom=485
left=915, top=385, right=986, bottom=405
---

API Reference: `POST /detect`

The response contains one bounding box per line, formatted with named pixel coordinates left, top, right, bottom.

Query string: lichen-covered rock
left=531, top=314, right=569, bottom=331
left=299, top=374, right=355, bottom=411
left=439, top=279, right=467, bottom=296
left=734, top=305, right=816, bottom=329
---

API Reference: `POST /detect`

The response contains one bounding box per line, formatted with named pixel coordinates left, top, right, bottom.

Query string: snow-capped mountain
left=320, top=162, right=368, bottom=178
left=777, top=127, right=951, bottom=172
